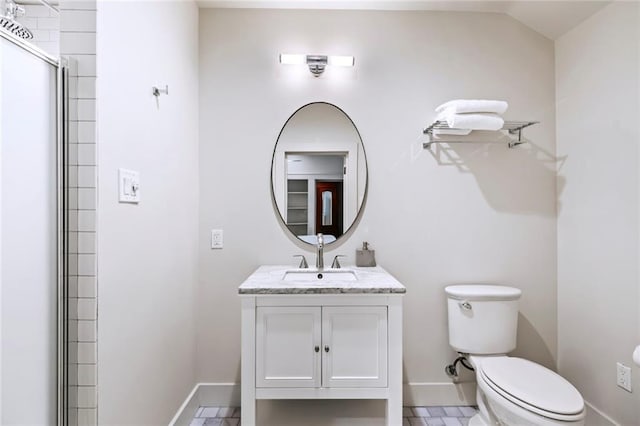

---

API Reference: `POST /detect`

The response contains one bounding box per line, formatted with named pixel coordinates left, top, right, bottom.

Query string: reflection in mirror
left=271, top=102, right=367, bottom=246
left=322, top=191, right=332, bottom=226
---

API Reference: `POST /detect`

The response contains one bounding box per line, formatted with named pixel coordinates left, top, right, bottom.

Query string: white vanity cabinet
left=256, top=305, right=387, bottom=389
left=239, top=266, right=405, bottom=426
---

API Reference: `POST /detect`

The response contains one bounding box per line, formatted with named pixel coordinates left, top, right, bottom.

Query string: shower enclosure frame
left=0, top=27, right=69, bottom=426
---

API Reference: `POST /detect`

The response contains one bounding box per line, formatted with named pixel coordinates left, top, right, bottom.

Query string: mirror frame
left=270, top=101, right=369, bottom=246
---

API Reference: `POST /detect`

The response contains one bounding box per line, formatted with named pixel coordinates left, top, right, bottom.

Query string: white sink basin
left=282, top=269, right=358, bottom=282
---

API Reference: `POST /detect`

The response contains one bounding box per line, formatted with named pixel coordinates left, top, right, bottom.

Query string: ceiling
left=197, top=0, right=612, bottom=40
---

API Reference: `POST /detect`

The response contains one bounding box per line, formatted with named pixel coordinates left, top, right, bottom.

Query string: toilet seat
left=479, top=357, right=585, bottom=422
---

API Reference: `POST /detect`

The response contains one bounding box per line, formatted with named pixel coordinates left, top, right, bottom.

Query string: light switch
left=118, top=169, right=140, bottom=203
left=211, top=229, right=223, bottom=249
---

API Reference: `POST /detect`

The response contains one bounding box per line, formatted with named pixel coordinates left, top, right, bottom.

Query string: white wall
left=96, top=1, right=199, bottom=424
left=198, top=9, right=557, bottom=404
left=556, top=2, right=640, bottom=424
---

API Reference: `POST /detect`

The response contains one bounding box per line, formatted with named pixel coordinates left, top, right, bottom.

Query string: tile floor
left=189, top=406, right=478, bottom=426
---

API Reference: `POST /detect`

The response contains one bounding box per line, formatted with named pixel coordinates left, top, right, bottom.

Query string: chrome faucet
left=316, top=233, right=324, bottom=270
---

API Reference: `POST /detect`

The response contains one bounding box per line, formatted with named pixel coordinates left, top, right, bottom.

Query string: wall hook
left=152, top=85, right=168, bottom=97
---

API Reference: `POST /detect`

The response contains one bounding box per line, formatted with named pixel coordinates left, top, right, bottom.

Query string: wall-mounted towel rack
left=423, top=120, right=539, bottom=149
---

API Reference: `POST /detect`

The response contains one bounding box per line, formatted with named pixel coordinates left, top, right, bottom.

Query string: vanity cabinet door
left=321, top=306, right=388, bottom=388
left=256, top=306, right=321, bottom=388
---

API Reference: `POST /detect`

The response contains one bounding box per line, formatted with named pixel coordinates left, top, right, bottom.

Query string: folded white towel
left=435, top=99, right=509, bottom=115
left=438, top=109, right=504, bottom=131
left=432, top=128, right=472, bottom=136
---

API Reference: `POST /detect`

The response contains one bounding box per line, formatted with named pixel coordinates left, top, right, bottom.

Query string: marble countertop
left=238, top=265, right=406, bottom=295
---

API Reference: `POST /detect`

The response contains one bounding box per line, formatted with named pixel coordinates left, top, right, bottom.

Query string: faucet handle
left=331, top=255, right=346, bottom=269
left=293, top=255, right=309, bottom=269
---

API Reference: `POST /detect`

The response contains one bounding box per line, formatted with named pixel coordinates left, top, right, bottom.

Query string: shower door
left=0, top=35, right=60, bottom=425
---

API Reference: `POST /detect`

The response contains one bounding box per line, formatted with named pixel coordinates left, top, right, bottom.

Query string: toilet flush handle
left=459, top=300, right=472, bottom=310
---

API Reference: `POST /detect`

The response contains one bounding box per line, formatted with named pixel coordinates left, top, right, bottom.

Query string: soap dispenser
left=356, top=241, right=376, bottom=267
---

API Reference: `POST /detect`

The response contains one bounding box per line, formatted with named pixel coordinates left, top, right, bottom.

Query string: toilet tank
left=445, top=285, right=522, bottom=355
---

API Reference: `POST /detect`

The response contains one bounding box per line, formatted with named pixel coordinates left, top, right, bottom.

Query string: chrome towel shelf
left=423, top=120, right=539, bottom=149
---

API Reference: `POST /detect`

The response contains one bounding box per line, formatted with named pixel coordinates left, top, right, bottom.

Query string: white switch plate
left=617, top=362, right=632, bottom=392
left=118, top=168, right=140, bottom=203
left=211, top=229, right=223, bottom=249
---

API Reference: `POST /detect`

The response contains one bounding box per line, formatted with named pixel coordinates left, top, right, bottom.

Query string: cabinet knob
left=314, top=346, right=320, bottom=353
left=324, top=345, right=330, bottom=353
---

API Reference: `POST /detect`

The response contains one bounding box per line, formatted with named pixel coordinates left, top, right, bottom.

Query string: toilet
left=445, top=285, right=585, bottom=426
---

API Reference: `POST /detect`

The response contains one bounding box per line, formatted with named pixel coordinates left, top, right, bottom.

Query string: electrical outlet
left=211, top=229, right=223, bottom=249
left=617, top=362, right=632, bottom=392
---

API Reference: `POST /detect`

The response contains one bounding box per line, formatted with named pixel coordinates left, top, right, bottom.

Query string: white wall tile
left=68, top=386, right=78, bottom=408
left=68, top=276, right=78, bottom=298
left=68, top=300, right=78, bottom=322
left=68, top=320, right=78, bottom=342
left=77, top=100, right=96, bottom=121
left=68, top=210, right=79, bottom=231
left=78, top=254, right=96, bottom=276
left=68, top=143, right=78, bottom=165
left=60, top=32, right=96, bottom=55
left=76, top=77, right=96, bottom=99
left=38, top=17, right=60, bottom=30
left=68, top=164, right=78, bottom=187
left=68, top=187, right=78, bottom=209
left=18, top=17, right=38, bottom=28
left=78, top=121, right=96, bottom=143
left=78, top=232, right=96, bottom=253
left=78, top=166, right=96, bottom=187
left=77, top=210, right=95, bottom=231
left=77, top=298, right=96, bottom=320
left=68, top=100, right=78, bottom=120
left=67, top=121, right=78, bottom=143
left=78, top=365, right=96, bottom=386
left=77, top=277, right=96, bottom=298
left=72, top=54, right=97, bottom=77
left=77, top=408, right=97, bottom=426
left=61, top=1, right=97, bottom=11
left=78, top=320, right=96, bottom=342
left=68, top=251, right=78, bottom=275
left=29, top=29, right=51, bottom=41
left=77, top=387, right=97, bottom=408
left=77, top=144, right=96, bottom=165
left=68, top=231, right=79, bottom=254
left=24, top=4, right=50, bottom=17
left=78, top=188, right=96, bottom=209
left=78, top=342, right=96, bottom=363
left=61, top=10, right=96, bottom=32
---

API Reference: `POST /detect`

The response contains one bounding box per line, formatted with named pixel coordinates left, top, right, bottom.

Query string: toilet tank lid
left=445, top=285, right=521, bottom=301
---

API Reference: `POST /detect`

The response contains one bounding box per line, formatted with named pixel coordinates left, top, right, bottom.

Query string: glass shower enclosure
left=0, top=28, right=67, bottom=425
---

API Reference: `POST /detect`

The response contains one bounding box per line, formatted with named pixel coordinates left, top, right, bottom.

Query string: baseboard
left=168, top=383, right=200, bottom=426
left=168, top=383, right=241, bottom=426
left=403, top=382, right=476, bottom=406
left=170, top=381, right=476, bottom=424
left=584, top=400, right=619, bottom=426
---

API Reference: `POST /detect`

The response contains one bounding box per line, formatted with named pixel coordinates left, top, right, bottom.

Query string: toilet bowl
left=445, top=285, right=585, bottom=426
left=470, top=356, right=585, bottom=426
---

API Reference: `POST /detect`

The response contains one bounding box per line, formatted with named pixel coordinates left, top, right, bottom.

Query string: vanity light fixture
left=279, top=53, right=355, bottom=77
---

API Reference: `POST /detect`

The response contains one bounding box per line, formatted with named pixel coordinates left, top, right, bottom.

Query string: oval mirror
left=271, top=102, right=368, bottom=246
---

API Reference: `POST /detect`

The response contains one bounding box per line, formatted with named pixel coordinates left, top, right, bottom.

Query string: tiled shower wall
left=15, top=3, right=59, bottom=56
left=60, top=1, right=97, bottom=425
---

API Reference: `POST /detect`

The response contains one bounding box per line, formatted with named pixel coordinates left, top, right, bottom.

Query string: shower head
left=0, top=0, right=33, bottom=40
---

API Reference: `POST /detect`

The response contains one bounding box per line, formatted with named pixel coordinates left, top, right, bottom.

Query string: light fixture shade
left=327, top=55, right=354, bottom=67
left=279, top=53, right=306, bottom=65
left=279, top=53, right=355, bottom=76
